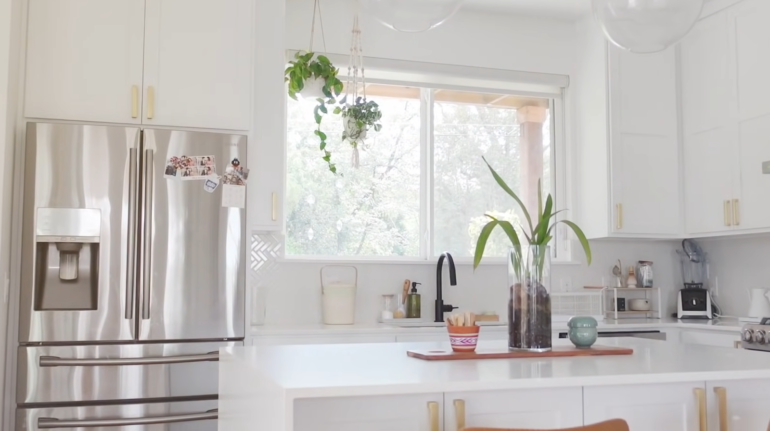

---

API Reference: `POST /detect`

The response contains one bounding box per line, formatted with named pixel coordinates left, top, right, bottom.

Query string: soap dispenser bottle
left=406, top=282, right=421, bottom=318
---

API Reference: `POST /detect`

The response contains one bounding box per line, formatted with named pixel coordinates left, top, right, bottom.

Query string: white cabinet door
left=294, top=393, right=444, bottom=431
left=142, top=0, right=252, bottom=130
left=24, top=0, right=145, bottom=124
left=444, top=388, right=583, bottom=431
left=683, top=127, right=737, bottom=234
left=609, top=46, right=680, bottom=235
left=731, top=0, right=770, bottom=231
left=707, top=379, right=770, bottom=431
left=584, top=382, right=705, bottom=431
left=680, top=10, right=739, bottom=235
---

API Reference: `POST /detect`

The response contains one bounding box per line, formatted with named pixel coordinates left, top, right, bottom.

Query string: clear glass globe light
left=359, top=0, right=464, bottom=33
left=592, top=0, right=704, bottom=53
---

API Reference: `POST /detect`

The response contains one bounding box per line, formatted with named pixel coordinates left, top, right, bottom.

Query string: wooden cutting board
left=407, top=345, right=633, bottom=361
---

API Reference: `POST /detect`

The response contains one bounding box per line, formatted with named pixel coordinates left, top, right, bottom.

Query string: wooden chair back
left=462, top=419, right=630, bottom=431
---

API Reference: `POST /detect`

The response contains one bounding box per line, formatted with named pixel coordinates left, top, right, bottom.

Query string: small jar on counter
left=637, top=261, right=654, bottom=288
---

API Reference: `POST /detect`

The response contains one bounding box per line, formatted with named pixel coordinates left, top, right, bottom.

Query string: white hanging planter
left=343, top=117, right=367, bottom=142
left=299, top=77, right=327, bottom=99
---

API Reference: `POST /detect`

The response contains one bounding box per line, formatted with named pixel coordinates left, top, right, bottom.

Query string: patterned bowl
left=448, top=325, right=480, bottom=352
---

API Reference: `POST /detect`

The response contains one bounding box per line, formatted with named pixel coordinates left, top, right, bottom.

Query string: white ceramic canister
left=321, top=265, right=358, bottom=325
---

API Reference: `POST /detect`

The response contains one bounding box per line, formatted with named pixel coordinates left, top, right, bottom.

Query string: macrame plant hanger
left=345, top=13, right=366, bottom=168
left=309, top=0, right=327, bottom=54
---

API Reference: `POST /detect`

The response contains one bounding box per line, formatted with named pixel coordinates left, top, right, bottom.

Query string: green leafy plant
left=473, top=156, right=592, bottom=277
left=285, top=51, right=344, bottom=174
left=335, top=97, right=383, bottom=149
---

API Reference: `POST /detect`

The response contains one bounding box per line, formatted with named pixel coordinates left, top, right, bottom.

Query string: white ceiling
left=461, top=0, right=593, bottom=20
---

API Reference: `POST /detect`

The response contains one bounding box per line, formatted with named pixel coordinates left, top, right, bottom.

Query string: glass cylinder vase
left=508, top=245, right=552, bottom=352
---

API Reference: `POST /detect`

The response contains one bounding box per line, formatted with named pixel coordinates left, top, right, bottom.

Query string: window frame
left=281, top=77, right=573, bottom=265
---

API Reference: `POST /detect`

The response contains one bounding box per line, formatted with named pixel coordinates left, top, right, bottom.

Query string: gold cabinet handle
left=146, top=86, right=155, bottom=119
left=616, top=203, right=623, bottom=230
left=131, top=85, right=139, bottom=118
left=271, top=192, right=277, bottom=221
left=724, top=200, right=732, bottom=226
left=453, top=399, right=465, bottom=431
left=732, top=199, right=740, bottom=226
left=428, top=402, right=439, bottom=431
left=694, top=388, right=707, bottom=431
left=714, top=387, right=728, bottom=431
left=734, top=340, right=742, bottom=349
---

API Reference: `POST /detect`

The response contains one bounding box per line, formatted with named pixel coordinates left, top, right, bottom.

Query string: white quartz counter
left=221, top=337, right=767, bottom=399
left=250, top=317, right=743, bottom=336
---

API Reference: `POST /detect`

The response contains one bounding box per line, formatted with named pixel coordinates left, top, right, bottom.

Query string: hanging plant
left=337, top=97, right=382, bottom=148
left=335, top=13, right=384, bottom=169
left=283, top=0, right=343, bottom=174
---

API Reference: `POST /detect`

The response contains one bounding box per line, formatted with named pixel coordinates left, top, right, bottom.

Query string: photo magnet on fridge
left=203, top=177, right=220, bottom=193
left=221, top=184, right=246, bottom=208
left=164, top=155, right=218, bottom=180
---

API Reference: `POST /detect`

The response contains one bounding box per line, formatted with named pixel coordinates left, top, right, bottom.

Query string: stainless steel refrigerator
left=16, top=122, right=246, bottom=430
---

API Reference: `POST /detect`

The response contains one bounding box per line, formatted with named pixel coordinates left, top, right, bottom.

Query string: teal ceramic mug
left=567, top=316, right=598, bottom=349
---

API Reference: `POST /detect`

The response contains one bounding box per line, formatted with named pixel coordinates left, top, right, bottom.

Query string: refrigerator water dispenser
left=34, top=208, right=101, bottom=310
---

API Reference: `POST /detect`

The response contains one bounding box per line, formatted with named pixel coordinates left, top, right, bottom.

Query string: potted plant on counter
left=473, top=157, right=592, bottom=352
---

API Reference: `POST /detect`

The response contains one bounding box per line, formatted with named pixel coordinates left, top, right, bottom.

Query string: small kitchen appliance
left=741, top=318, right=770, bottom=351
left=676, top=239, right=714, bottom=319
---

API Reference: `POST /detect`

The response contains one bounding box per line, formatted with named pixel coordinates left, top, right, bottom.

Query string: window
left=286, top=83, right=558, bottom=261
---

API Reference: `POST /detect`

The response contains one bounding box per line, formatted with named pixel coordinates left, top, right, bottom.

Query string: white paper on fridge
left=221, top=184, right=245, bottom=208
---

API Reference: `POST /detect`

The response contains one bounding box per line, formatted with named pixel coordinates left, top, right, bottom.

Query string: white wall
left=697, top=235, right=770, bottom=317
left=259, top=240, right=682, bottom=326
left=254, top=1, right=685, bottom=328
left=285, top=0, right=577, bottom=76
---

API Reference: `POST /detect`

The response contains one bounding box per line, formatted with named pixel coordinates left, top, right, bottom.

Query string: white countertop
left=250, top=317, right=743, bottom=336
left=221, top=337, right=769, bottom=400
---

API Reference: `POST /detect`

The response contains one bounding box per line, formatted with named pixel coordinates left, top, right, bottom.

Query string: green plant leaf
left=373, top=124, right=382, bottom=132
left=534, top=194, right=553, bottom=243
left=481, top=156, right=533, bottom=236
left=473, top=220, right=498, bottom=270
left=333, top=106, right=342, bottom=114
left=317, top=55, right=331, bottom=65
left=537, top=179, right=543, bottom=221
left=558, top=219, right=592, bottom=265
left=313, top=106, right=322, bottom=124
left=319, top=104, right=328, bottom=114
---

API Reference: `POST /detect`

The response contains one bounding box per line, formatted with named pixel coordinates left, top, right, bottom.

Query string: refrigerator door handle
left=125, top=148, right=139, bottom=320
left=38, top=351, right=218, bottom=367
left=38, top=409, right=218, bottom=428
left=141, top=148, right=154, bottom=320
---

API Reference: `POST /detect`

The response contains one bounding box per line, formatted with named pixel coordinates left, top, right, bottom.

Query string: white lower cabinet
left=584, top=382, right=704, bottom=431
left=444, top=388, right=583, bottom=431
left=707, top=379, right=770, bottom=431
left=294, top=393, right=443, bottom=431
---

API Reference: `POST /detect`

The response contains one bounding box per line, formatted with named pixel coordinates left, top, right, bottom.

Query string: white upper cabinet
left=24, top=0, right=253, bottom=131
left=681, top=0, right=770, bottom=235
left=142, top=0, right=252, bottom=130
left=575, top=17, right=681, bottom=239
left=25, top=0, right=145, bottom=124
left=730, top=0, right=770, bottom=231
left=681, top=11, right=737, bottom=235
left=609, top=45, right=680, bottom=236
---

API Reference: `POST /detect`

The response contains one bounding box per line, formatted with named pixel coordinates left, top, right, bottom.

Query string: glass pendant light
left=592, top=0, right=704, bottom=53
left=359, top=0, right=464, bottom=33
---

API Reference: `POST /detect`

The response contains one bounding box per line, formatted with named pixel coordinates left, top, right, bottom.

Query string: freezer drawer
left=17, top=399, right=217, bottom=431
left=17, top=341, right=240, bottom=405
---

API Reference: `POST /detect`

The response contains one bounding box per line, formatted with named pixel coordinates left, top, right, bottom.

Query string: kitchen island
left=219, top=338, right=770, bottom=431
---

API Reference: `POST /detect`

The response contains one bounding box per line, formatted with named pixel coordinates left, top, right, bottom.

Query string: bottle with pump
left=406, top=282, right=421, bottom=318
